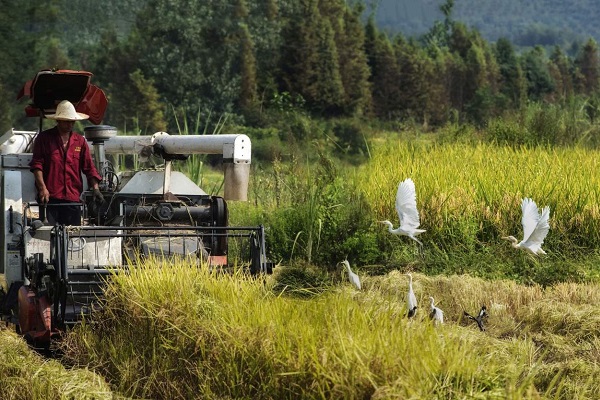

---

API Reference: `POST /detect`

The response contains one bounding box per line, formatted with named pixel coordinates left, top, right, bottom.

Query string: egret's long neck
left=384, top=221, right=395, bottom=233
left=344, top=263, right=352, bottom=274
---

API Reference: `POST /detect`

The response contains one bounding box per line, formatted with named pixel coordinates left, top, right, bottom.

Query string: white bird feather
left=429, top=296, right=444, bottom=325
left=502, top=198, right=550, bottom=255
left=380, top=178, right=426, bottom=245
left=406, top=273, right=417, bottom=318
left=341, top=260, right=361, bottom=290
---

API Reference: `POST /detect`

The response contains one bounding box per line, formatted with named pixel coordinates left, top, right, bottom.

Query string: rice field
left=0, top=329, right=112, bottom=400
left=357, top=141, right=600, bottom=251
left=4, top=140, right=600, bottom=399
left=59, top=262, right=600, bottom=399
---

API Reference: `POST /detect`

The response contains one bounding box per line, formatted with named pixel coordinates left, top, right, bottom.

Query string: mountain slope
left=375, top=0, right=599, bottom=47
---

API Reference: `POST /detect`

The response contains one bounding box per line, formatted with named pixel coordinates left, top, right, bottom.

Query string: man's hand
left=93, top=188, right=105, bottom=203
left=38, top=187, right=50, bottom=204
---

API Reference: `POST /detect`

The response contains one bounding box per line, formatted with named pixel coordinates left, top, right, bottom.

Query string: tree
left=336, top=3, right=372, bottom=115
left=395, top=38, right=438, bottom=123
left=576, top=38, right=600, bottom=95
left=549, top=46, right=574, bottom=101
left=1, top=0, right=67, bottom=130
left=134, top=0, right=243, bottom=122
left=239, top=23, right=258, bottom=111
left=422, top=0, right=454, bottom=52
left=495, top=38, right=526, bottom=109
left=279, top=0, right=343, bottom=114
left=521, top=46, right=555, bottom=101
left=312, top=17, right=344, bottom=113
left=365, top=26, right=400, bottom=118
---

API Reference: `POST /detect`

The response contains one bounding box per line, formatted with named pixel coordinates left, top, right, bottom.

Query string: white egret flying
left=406, top=273, right=417, bottom=318
left=502, top=198, right=550, bottom=255
left=340, top=260, right=361, bottom=290
left=429, top=296, right=444, bottom=325
left=380, top=178, right=426, bottom=245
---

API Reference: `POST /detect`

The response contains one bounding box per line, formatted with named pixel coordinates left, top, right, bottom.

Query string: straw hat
left=46, top=100, right=89, bottom=121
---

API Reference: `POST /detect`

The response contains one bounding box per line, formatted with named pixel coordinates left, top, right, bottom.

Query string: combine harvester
left=0, top=70, right=273, bottom=344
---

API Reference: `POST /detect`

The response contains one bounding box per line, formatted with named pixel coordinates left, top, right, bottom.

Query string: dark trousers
left=42, top=198, right=82, bottom=226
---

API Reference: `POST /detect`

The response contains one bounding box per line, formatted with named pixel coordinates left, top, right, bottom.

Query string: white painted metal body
left=102, top=132, right=251, bottom=162
left=101, top=132, right=251, bottom=200
left=0, top=128, right=253, bottom=289
left=0, top=149, right=123, bottom=288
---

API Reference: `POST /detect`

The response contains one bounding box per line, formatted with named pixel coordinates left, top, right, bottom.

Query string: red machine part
left=209, top=255, right=227, bottom=267
left=17, top=286, right=57, bottom=343
left=17, top=69, right=108, bottom=124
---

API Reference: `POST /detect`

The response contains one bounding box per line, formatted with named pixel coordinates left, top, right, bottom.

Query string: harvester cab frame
left=0, top=69, right=273, bottom=344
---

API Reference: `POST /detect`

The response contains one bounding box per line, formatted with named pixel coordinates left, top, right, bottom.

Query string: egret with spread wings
left=380, top=178, right=426, bottom=245
left=502, top=198, right=550, bottom=255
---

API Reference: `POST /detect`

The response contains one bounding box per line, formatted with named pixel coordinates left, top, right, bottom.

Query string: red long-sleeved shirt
left=29, top=127, right=102, bottom=202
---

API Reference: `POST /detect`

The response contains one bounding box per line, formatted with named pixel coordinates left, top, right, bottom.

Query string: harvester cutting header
left=0, top=69, right=273, bottom=343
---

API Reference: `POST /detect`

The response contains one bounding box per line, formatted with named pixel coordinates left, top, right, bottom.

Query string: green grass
left=58, top=260, right=600, bottom=399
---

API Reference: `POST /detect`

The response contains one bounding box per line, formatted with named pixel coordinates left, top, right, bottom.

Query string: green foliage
left=337, top=3, right=372, bottom=115
left=365, top=23, right=401, bottom=119
left=330, top=119, right=369, bottom=157
left=495, top=38, right=527, bottom=109
left=247, top=152, right=382, bottom=267
left=7, top=0, right=600, bottom=133
left=522, top=46, right=556, bottom=101
left=486, top=99, right=596, bottom=146
left=238, top=23, right=258, bottom=111
left=271, top=264, right=332, bottom=297
left=575, top=38, right=600, bottom=95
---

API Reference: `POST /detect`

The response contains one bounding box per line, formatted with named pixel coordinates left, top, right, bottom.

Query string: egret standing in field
left=340, top=260, right=361, bottom=290
left=502, top=198, right=550, bottom=255
left=380, top=178, right=426, bottom=245
left=429, top=296, right=444, bottom=325
left=406, top=273, right=418, bottom=318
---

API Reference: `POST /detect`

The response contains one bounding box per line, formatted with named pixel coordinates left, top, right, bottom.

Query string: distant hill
left=374, top=0, right=599, bottom=49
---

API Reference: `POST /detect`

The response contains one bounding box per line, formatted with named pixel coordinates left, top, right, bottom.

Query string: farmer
left=29, top=100, right=104, bottom=225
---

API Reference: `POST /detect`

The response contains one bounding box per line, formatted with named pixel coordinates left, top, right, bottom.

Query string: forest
left=1, top=0, right=600, bottom=143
